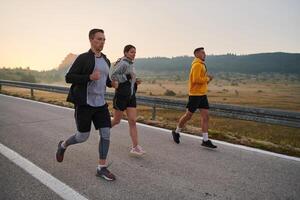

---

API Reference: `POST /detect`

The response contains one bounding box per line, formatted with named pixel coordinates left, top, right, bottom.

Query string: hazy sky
left=0, top=0, right=299, bottom=71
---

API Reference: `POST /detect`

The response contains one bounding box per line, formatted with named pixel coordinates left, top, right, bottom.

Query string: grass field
left=1, top=85, right=300, bottom=157
left=134, top=78, right=300, bottom=111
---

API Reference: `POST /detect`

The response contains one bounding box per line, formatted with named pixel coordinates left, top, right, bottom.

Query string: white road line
left=0, top=142, right=88, bottom=200
left=135, top=122, right=300, bottom=162
left=1, top=94, right=300, bottom=162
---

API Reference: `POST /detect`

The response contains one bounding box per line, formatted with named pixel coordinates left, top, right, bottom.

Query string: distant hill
left=57, top=53, right=77, bottom=72
left=57, top=52, right=300, bottom=74
left=135, top=52, right=300, bottom=74
left=1, top=52, right=299, bottom=83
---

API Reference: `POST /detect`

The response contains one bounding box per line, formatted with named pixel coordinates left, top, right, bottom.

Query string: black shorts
left=74, top=104, right=111, bottom=132
left=113, top=94, right=137, bottom=111
left=186, top=95, right=209, bottom=113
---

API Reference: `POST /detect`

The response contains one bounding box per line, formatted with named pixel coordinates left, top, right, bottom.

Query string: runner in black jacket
left=56, top=29, right=117, bottom=181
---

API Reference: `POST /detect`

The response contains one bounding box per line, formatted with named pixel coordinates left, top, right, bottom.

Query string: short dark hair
left=194, top=47, right=204, bottom=55
left=123, top=44, right=136, bottom=54
left=89, top=29, right=104, bottom=39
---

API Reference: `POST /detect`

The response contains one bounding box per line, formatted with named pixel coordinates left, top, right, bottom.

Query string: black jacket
left=116, top=80, right=138, bottom=96
left=66, top=49, right=112, bottom=105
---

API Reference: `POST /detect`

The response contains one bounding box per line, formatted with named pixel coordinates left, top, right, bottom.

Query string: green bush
left=164, top=89, right=176, bottom=96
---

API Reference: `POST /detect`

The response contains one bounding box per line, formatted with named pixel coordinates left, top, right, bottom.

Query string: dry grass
left=1, top=85, right=300, bottom=157
left=137, top=80, right=300, bottom=111
left=136, top=106, right=300, bottom=157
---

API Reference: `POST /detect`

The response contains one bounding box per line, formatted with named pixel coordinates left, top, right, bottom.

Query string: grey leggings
left=65, top=127, right=110, bottom=160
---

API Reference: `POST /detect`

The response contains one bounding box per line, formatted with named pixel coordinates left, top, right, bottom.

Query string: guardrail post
left=30, top=88, right=34, bottom=99
left=151, top=105, right=156, bottom=120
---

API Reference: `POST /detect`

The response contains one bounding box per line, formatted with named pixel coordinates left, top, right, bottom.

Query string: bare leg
left=177, top=110, right=193, bottom=129
left=126, top=107, right=138, bottom=147
left=111, top=109, right=124, bottom=127
left=200, top=109, right=209, bottom=133
left=199, top=109, right=216, bottom=148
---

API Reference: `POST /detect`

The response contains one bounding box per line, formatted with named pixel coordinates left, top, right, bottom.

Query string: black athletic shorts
left=113, top=94, right=137, bottom=111
left=186, top=95, right=209, bottom=113
left=74, top=103, right=111, bottom=132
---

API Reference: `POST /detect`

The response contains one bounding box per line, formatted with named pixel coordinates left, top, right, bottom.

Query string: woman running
left=110, top=44, right=146, bottom=156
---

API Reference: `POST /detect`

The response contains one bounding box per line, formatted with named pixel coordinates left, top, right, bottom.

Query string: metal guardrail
left=0, top=80, right=299, bottom=128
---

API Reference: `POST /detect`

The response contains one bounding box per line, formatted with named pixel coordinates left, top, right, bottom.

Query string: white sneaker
left=130, top=145, right=146, bottom=156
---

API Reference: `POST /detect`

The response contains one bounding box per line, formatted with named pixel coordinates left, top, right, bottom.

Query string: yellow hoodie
left=188, top=58, right=210, bottom=96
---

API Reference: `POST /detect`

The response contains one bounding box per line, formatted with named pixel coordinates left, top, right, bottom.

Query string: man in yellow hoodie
left=172, top=47, right=217, bottom=148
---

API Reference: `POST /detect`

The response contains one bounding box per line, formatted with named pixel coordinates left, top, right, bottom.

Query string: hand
left=90, top=70, right=100, bottom=81
left=112, top=80, right=119, bottom=89
left=207, top=74, right=214, bottom=82
left=136, top=78, right=142, bottom=85
left=126, top=74, right=132, bottom=80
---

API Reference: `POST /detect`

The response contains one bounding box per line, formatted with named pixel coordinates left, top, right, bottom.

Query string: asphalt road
left=0, top=94, right=299, bottom=200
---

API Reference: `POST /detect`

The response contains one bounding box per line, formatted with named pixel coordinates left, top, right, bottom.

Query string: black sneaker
left=96, top=167, right=116, bottom=181
left=172, top=130, right=180, bottom=144
left=201, top=140, right=217, bottom=149
left=56, top=140, right=66, bottom=162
